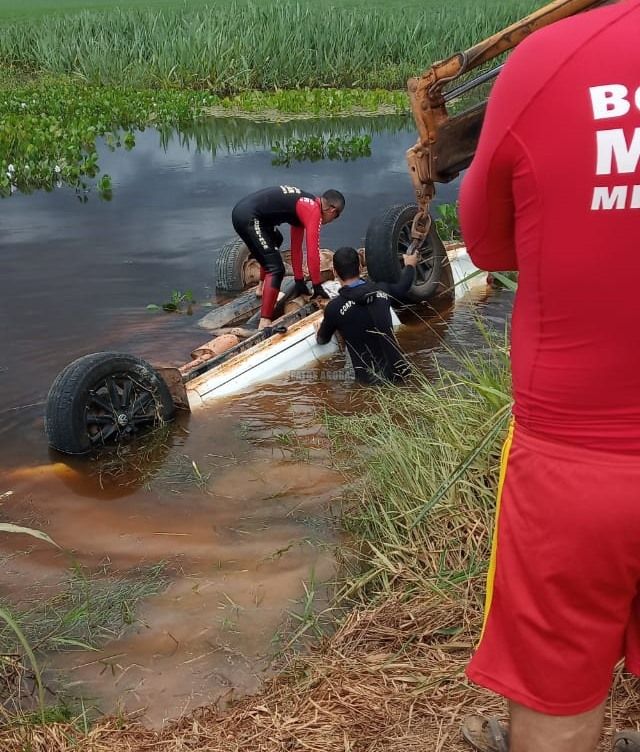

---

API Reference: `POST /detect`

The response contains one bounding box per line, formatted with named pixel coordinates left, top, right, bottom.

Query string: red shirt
left=460, top=0, right=640, bottom=453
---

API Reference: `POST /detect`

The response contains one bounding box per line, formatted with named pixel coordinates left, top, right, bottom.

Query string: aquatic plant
left=0, top=82, right=407, bottom=197
left=0, top=82, right=218, bottom=196
left=271, top=134, right=372, bottom=166
left=211, top=88, right=408, bottom=118
left=147, top=290, right=196, bottom=314
left=434, top=201, right=462, bottom=242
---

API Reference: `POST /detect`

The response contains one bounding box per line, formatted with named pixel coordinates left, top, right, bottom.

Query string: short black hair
left=322, top=189, right=345, bottom=213
left=333, top=246, right=360, bottom=280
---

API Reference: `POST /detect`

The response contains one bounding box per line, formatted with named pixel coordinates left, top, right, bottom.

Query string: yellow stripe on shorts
left=477, top=419, right=515, bottom=645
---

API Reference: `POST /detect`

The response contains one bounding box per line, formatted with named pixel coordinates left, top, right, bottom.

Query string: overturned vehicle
left=44, top=0, right=601, bottom=456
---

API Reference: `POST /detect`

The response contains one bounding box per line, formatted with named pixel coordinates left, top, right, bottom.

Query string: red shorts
left=467, top=421, right=640, bottom=715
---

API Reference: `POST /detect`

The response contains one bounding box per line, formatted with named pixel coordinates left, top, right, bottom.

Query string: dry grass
left=0, top=653, right=34, bottom=718
left=0, top=590, right=497, bottom=751
left=2, top=589, right=640, bottom=751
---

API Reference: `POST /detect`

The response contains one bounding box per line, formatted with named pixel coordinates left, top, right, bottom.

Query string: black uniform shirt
left=316, top=279, right=410, bottom=385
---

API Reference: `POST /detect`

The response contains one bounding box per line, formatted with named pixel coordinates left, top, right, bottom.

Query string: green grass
left=0, top=0, right=541, bottom=22
left=325, top=324, right=513, bottom=603
left=0, top=0, right=544, bottom=197
left=0, top=0, right=209, bottom=19
left=0, top=562, right=169, bottom=655
left=0, top=1, right=542, bottom=90
left=0, top=558, right=169, bottom=720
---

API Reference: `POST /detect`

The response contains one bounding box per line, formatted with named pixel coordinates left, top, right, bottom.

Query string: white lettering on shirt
left=253, top=218, right=269, bottom=249
left=591, top=186, right=628, bottom=210
left=590, top=85, right=631, bottom=120
left=590, top=84, right=640, bottom=211
left=591, top=185, right=640, bottom=210
left=596, top=128, right=640, bottom=175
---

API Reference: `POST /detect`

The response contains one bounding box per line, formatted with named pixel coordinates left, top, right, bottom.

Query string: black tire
left=365, top=204, right=448, bottom=302
left=216, top=238, right=251, bottom=292
left=45, top=352, right=175, bottom=455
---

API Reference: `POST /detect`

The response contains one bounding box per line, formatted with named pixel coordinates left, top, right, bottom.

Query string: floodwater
left=0, top=115, right=505, bottom=726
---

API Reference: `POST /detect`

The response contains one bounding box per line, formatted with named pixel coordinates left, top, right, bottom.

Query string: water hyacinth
left=0, top=82, right=219, bottom=197
left=0, top=82, right=406, bottom=197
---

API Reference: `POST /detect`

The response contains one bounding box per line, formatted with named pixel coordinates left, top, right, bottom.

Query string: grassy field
left=0, top=0, right=542, bottom=21
left=0, top=0, right=542, bottom=90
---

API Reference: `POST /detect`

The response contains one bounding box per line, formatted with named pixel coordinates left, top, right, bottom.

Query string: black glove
left=293, top=279, right=310, bottom=297
left=311, top=282, right=329, bottom=300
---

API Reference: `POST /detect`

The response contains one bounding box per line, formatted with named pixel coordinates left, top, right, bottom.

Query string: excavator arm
left=406, top=0, right=609, bottom=245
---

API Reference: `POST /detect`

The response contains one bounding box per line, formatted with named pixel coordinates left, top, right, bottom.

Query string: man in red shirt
left=459, top=1, right=640, bottom=750
left=231, top=186, right=345, bottom=329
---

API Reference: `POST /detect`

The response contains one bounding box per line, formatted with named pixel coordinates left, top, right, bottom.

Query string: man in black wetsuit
left=316, top=246, right=416, bottom=385
left=231, top=185, right=345, bottom=330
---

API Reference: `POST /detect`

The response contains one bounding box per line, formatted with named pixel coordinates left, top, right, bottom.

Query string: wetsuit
left=459, top=0, right=640, bottom=716
left=232, top=186, right=323, bottom=320
left=316, top=279, right=409, bottom=385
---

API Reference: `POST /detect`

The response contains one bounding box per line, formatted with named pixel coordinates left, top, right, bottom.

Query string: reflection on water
left=0, top=114, right=503, bottom=726
left=164, top=114, right=411, bottom=160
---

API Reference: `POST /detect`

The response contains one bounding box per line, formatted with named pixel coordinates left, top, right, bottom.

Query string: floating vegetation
left=271, top=134, right=372, bottom=166
left=167, top=112, right=409, bottom=157
left=209, top=88, right=408, bottom=119
left=147, top=290, right=196, bottom=314
left=0, top=82, right=216, bottom=197
left=0, top=83, right=407, bottom=198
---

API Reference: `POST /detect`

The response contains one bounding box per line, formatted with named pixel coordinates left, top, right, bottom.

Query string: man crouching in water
left=315, top=246, right=412, bottom=385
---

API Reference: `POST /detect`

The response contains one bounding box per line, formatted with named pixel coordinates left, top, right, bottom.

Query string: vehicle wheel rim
left=397, top=221, right=435, bottom=288
left=84, top=373, right=159, bottom=447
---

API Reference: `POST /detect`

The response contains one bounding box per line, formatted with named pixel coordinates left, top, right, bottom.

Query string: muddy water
left=0, top=115, right=505, bottom=726
left=2, top=400, right=345, bottom=724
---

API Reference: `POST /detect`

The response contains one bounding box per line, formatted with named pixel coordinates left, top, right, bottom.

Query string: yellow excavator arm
left=406, top=0, right=609, bottom=246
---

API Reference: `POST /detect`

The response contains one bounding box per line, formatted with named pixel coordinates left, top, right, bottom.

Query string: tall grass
left=0, top=1, right=541, bottom=91
left=326, top=323, right=512, bottom=605
left=0, top=523, right=60, bottom=719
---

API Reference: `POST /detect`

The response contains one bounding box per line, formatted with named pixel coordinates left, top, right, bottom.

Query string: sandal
left=462, top=715, right=509, bottom=752
left=614, top=730, right=640, bottom=751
